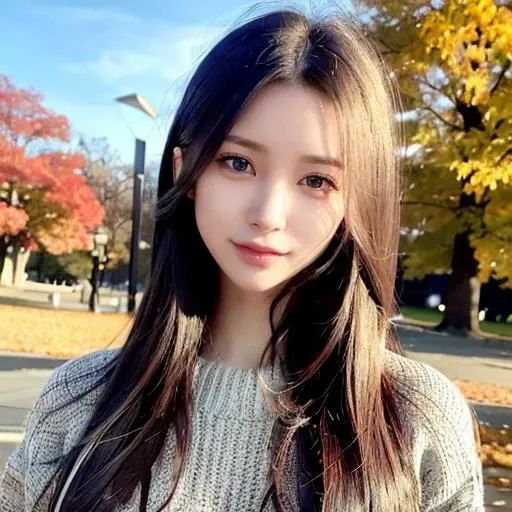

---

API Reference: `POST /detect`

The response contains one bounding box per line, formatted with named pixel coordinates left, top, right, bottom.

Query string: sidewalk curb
left=393, top=320, right=512, bottom=350
left=0, top=351, right=69, bottom=372
left=0, top=350, right=69, bottom=361
left=470, top=401, right=512, bottom=410
left=0, top=425, right=25, bottom=434
left=0, top=430, right=25, bottom=444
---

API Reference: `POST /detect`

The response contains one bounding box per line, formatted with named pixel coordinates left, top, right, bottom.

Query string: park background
left=1, top=0, right=512, bottom=510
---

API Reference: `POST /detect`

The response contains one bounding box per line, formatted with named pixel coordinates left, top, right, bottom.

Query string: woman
left=0, top=8, right=483, bottom=512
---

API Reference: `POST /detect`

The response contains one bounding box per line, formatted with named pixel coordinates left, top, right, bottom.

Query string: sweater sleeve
left=385, top=351, right=484, bottom=511
left=0, top=348, right=119, bottom=512
left=402, top=361, right=484, bottom=511
left=0, top=363, right=67, bottom=512
left=0, top=434, right=27, bottom=511
left=418, top=387, right=484, bottom=512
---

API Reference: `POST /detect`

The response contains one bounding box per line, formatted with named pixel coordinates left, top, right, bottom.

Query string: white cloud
left=27, top=5, right=139, bottom=25
left=60, top=24, right=225, bottom=84
left=62, top=51, right=161, bottom=81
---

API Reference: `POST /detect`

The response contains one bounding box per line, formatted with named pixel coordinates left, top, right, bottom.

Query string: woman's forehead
left=224, top=82, right=342, bottom=162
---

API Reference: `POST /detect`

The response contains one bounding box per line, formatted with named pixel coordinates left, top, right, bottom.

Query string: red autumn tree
left=0, top=74, right=104, bottom=286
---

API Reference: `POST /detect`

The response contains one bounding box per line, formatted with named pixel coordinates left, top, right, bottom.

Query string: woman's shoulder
left=22, top=348, right=121, bottom=464
left=382, top=348, right=476, bottom=439
left=33, top=346, right=121, bottom=414
left=382, top=348, right=472, bottom=428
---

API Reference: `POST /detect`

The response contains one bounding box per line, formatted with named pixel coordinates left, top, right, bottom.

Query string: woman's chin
left=224, top=271, right=288, bottom=295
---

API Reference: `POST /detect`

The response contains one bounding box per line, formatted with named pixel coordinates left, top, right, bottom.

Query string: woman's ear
left=173, top=146, right=194, bottom=199
left=173, top=146, right=183, bottom=181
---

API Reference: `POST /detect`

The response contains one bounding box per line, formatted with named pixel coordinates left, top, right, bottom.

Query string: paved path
left=0, top=285, right=142, bottom=313
left=397, top=324, right=512, bottom=387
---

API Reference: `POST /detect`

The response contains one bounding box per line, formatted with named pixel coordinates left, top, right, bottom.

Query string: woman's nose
left=247, top=180, right=289, bottom=232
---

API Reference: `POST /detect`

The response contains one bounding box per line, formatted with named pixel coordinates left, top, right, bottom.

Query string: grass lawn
left=400, top=306, right=512, bottom=338
left=0, top=304, right=130, bottom=358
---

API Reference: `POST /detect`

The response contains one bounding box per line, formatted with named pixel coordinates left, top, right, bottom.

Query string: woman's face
left=190, top=82, right=345, bottom=294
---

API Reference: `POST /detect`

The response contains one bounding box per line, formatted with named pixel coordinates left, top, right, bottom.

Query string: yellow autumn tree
left=357, top=0, right=512, bottom=334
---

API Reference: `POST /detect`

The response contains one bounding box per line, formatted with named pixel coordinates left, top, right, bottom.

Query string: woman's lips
left=232, top=242, right=287, bottom=267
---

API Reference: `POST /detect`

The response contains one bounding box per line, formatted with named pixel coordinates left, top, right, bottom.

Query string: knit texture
left=0, top=347, right=484, bottom=511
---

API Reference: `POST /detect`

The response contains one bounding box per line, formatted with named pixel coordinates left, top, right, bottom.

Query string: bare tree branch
left=401, top=200, right=456, bottom=211
left=102, top=185, right=133, bottom=203
left=490, top=59, right=511, bottom=95
left=486, top=231, right=511, bottom=243
left=417, top=77, right=456, bottom=105
left=497, top=148, right=512, bottom=165
left=376, top=37, right=402, bottom=55
left=421, top=105, right=463, bottom=131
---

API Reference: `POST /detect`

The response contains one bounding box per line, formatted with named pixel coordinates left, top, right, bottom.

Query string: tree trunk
left=36, top=251, right=45, bottom=282
left=0, top=239, right=14, bottom=287
left=437, top=90, right=489, bottom=337
left=435, top=231, right=482, bottom=336
left=1, top=237, right=32, bottom=288
left=13, top=247, right=31, bottom=287
left=0, top=236, right=7, bottom=282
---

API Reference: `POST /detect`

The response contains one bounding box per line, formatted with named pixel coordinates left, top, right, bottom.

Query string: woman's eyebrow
left=225, top=134, right=343, bottom=169
left=302, top=154, right=343, bottom=169
left=225, top=134, right=267, bottom=152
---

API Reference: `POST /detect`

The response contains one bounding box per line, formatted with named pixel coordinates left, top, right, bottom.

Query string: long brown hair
left=46, top=8, right=421, bottom=511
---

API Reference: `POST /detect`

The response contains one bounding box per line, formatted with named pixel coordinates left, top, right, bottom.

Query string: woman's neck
left=201, top=275, right=286, bottom=369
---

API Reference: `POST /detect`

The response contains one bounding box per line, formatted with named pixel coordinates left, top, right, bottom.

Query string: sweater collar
left=193, top=355, right=284, bottom=420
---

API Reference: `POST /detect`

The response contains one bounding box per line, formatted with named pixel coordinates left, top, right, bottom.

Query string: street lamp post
left=127, top=139, right=145, bottom=313
left=89, top=226, right=109, bottom=313
left=114, top=94, right=156, bottom=313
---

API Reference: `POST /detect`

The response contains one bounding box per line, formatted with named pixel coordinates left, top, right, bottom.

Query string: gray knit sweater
left=0, top=347, right=484, bottom=511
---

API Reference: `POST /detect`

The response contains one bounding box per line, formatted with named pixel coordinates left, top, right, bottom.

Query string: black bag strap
left=139, top=470, right=152, bottom=512
left=296, top=427, right=324, bottom=512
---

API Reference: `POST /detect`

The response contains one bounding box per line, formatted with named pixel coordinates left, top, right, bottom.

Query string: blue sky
left=1, top=0, right=290, bottom=164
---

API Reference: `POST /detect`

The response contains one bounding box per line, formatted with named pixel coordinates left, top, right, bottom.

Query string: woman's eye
left=220, top=155, right=251, bottom=173
left=302, top=175, right=335, bottom=191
